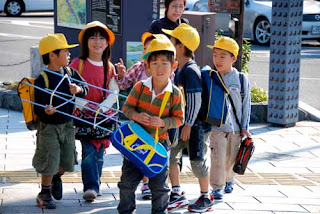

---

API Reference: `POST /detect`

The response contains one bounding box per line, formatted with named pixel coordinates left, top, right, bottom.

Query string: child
left=207, top=37, right=251, bottom=199
left=118, top=35, right=185, bottom=214
left=162, top=23, right=214, bottom=212
left=149, top=0, right=188, bottom=34
left=33, top=33, right=88, bottom=209
left=69, top=21, right=119, bottom=202
left=115, top=32, right=173, bottom=200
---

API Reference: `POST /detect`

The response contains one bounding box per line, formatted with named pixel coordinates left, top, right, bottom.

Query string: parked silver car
left=192, top=0, right=320, bottom=45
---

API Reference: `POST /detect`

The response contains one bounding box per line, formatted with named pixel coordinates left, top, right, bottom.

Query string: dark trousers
left=81, top=140, right=104, bottom=193
left=117, top=158, right=169, bottom=214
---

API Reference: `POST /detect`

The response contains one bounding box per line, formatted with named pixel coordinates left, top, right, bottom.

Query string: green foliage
left=251, top=85, right=268, bottom=103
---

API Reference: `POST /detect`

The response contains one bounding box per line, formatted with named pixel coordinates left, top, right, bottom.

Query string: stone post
left=268, top=0, right=303, bottom=127
left=30, top=46, right=44, bottom=78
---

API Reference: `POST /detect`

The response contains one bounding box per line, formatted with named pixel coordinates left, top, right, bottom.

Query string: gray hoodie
left=211, top=67, right=251, bottom=132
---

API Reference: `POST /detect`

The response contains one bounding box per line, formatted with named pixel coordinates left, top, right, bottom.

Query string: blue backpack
left=198, top=66, right=244, bottom=127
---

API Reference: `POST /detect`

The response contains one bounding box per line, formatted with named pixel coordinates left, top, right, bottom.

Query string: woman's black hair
left=164, top=0, right=186, bottom=17
left=42, top=49, right=61, bottom=65
left=80, top=26, right=111, bottom=64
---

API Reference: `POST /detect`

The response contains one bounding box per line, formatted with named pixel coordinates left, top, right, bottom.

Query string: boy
left=116, top=32, right=175, bottom=200
left=162, top=23, right=214, bottom=212
left=207, top=36, right=251, bottom=199
left=33, top=33, right=88, bottom=209
left=118, top=35, right=185, bottom=214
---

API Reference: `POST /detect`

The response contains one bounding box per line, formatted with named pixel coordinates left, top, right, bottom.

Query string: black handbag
left=73, top=110, right=117, bottom=140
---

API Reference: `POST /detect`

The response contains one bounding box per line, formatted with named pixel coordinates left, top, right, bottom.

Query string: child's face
left=213, top=48, right=237, bottom=73
left=88, top=32, right=108, bottom=57
left=148, top=54, right=173, bottom=83
left=167, top=0, right=185, bottom=22
left=52, top=49, right=70, bottom=67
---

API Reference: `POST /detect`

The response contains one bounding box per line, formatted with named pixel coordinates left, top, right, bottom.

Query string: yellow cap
left=78, top=21, right=115, bottom=45
left=207, top=36, right=239, bottom=57
left=39, top=33, right=78, bottom=55
left=142, top=34, right=176, bottom=60
left=141, top=32, right=153, bottom=46
left=162, top=23, right=200, bottom=51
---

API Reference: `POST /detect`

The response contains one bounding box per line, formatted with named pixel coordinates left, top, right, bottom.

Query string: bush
left=251, top=85, right=268, bottom=103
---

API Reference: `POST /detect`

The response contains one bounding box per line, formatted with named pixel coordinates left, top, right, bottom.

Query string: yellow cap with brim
left=142, top=34, right=176, bottom=60
left=39, top=33, right=78, bottom=55
left=207, top=36, right=239, bottom=57
left=162, top=23, right=200, bottom=52
left=78, top=21, right=115, bottom=45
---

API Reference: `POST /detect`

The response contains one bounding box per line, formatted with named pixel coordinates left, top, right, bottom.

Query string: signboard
left=57, top=0, right=86, bottom=29
left=213, top=0, right=240, bottom=14
left=92, top=0, right=122, bottom=35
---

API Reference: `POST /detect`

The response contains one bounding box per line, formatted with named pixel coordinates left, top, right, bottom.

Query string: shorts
left=32, top=120, right=76, bottom=175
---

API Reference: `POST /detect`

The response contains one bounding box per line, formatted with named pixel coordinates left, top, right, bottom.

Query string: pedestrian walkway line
left=0, top=171, right=319, bottom=186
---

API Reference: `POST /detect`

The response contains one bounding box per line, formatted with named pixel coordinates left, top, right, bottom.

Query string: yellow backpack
left=17, top=68, right=72, bottom=130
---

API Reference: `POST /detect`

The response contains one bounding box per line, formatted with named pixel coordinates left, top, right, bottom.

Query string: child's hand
left=44, top=105, right=56, bottom=115
left=69, top=83, right=82, bottom=95
left=115, top=58, right=126, bottom=79
left=149, top=116, right=165, bottom=128
left=131, top=112, right=151, bottom=126
left=180, top=125, right=192, bottom=141
left=241, top=129, right=251, bottom=138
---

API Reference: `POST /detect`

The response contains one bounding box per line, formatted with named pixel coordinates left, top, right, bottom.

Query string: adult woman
left=149, top=0, right=188, bottom=34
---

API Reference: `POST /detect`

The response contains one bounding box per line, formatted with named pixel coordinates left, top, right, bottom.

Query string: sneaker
left=37, top=192, right=56, bottom=209
left=211, top=189, right=224, bottom=199
left=224, top=181, right=234, bottom=193
left=188, top=195, right=214, bottom=213
left=141, top=183, right=152, bottom=200
left=83, top=189, right=97, bottom=202
left=51, top=174, right=62, bottom=200
left=167, top=191, right=189, bottom=211
left=97, top=190, right=102, bottom=196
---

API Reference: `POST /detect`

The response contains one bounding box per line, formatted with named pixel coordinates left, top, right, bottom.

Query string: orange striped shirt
left=122, top=81, right=185, bottom=140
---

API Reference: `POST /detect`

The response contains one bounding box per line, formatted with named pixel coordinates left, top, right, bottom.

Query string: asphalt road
left=0, top=12, right=320, bottom=110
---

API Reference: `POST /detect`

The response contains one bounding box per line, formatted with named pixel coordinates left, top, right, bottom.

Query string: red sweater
left=70, top=58, right=116, bottom=150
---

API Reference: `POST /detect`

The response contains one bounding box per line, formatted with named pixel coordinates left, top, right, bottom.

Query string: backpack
left=17, top=67, right=72, bottom=130
left=199, top=66, right=244, bottom=127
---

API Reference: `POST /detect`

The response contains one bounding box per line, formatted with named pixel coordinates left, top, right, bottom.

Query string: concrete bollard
left=30, top=46, right=44, bottom=78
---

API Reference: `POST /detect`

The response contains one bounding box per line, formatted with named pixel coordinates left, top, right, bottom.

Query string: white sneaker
left=83, top=189, right=97, bottom=201
left=97, top=190, right=102, bottom=196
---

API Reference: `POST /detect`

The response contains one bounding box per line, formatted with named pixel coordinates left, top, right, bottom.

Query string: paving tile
left=227, top=202, right=307, bottom=212
left=1, top=205, right=45, bottom=214
left=300, top=205, right=320, bottom=213
left=256, top=196, right=320, bottom=205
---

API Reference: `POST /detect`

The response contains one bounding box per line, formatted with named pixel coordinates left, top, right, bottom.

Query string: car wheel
left=4, top=0, right=24, bottom=17
left=253, top=17, right=271, bottom=46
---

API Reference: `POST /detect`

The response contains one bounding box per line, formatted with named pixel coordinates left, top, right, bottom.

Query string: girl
left=149, top=0, right=188, bottom=34
left=70, top=21, right=119, bottom=202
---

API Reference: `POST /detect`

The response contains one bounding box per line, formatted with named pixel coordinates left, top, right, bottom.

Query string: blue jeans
left=81, top=140, right=104, bottom=193
left=117, top=140, right=170, bottom=214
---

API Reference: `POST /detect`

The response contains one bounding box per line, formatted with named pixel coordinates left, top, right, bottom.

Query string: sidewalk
left=0, top=108, right=319, bottom=213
